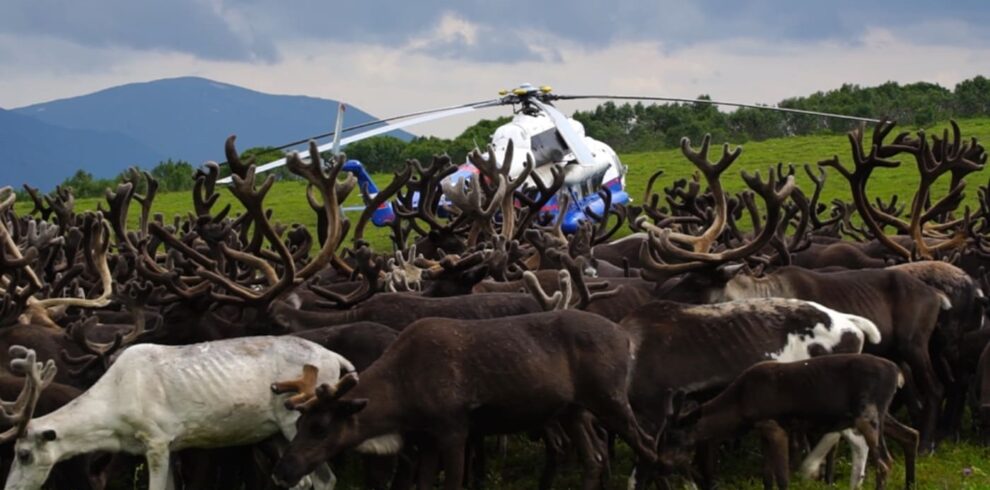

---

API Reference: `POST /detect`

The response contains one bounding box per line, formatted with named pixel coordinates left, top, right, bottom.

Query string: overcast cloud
left=1, top=1, right=988, bottom=137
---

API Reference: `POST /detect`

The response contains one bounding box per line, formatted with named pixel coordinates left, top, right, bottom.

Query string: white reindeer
left=3, top=336, right=354, bottom=490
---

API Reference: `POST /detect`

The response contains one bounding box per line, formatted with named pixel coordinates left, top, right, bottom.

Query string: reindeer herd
left=0, top=118, right=987, bottom=490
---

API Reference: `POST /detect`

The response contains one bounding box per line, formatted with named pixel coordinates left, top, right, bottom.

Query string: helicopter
left=220, top=83, right=878, bottom=233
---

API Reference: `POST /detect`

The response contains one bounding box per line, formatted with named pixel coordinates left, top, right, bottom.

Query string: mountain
left=0, top=108, right=164, bottom=190
left=9, top=77, right=413, bottom=188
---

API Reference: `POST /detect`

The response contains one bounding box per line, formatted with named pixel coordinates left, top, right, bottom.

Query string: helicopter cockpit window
left=530, top=128, right=569, bottom=167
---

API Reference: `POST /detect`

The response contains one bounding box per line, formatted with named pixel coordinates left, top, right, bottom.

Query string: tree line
left=45, top=76, right=990, bottom=199
left=26, top=147, right=286, bottom=200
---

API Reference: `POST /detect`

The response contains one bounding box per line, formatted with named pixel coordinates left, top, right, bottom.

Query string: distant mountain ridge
left=0, top=108, right=164, bottom=190
left=4, top=77, right=412, bottom=189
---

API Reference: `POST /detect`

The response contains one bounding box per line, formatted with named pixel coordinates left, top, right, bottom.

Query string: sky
left=1, top=1, right=988, bottom=137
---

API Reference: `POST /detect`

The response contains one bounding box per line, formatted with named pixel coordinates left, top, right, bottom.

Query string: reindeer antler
left=641, top=165, right=796, bottom=274
left=550, top=249, right=622, bottom=309
left=522, top=269, right=573, bottom=311
left=24, top=214, right=113, bottom=328
left=0, top=346, right=57, bottom=444
left=272, top=364, right=320, bottom=410
left=823, top=119, right=986, bottom=260
left=636, top=135, right=741, bottom=253
left=59, top=281, right=158, bottom=376
left=310, top=245, right=383, bottom=308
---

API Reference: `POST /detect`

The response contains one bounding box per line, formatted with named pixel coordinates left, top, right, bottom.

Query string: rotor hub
left=499, top=83, right=556, bottom=106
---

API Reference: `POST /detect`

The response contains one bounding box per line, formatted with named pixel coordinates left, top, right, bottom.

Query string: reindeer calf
left=665, top=354, right=913, bottom=490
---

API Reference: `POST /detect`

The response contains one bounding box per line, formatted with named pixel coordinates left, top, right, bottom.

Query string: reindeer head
left=3, top=346, right=60, bottom=490
left=654, top=390, right=703, bottom=479
left=271, top=368, right=367, bottom=488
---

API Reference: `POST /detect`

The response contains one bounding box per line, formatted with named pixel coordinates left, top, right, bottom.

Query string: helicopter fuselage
left=345, top=97, right=630, bottom=233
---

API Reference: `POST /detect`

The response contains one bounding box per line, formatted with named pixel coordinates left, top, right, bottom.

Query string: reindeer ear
left=464, top=265, right=489, bottom=285
left=717, top=263, right=746, bottom=281
left=315, top=373, right=360, bottom=402
left=335, top=399, right=368, bottom=417
left=335, top=373, right=359, bottom=398
left=668, top=389, right=687, bottom=418
left=315, top=383, right=334, bottom=400
left=678, top=407, right=702, bottom=428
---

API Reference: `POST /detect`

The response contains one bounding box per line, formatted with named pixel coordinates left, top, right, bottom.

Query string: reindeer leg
left=626, top=413, right=663, bottom=490
left=362, top=454, right=397, bottom=490
left=842, top=429, right=868, bottom=490
left=824, top=442, right=839, bottom=485
left=937, top=368, right=968, bottom=443
left=539, top=433, right=560, bottom=490
left=854, top=410, right=889, bottom=490
left=697, top=442, right=718, bottom=490
left=538, top=422, right=568, bottom=490
left=903, top=340, right=944, bottom=453
left=585, top=396, right=657, bottom=464
left=981, top=404, right=990, bottom=446
left=309, top=464, right=337, bottom=490
left=756, top=420, right=789, bottom=490
left=416, top=441, right=441, bottom=490
left=591, top=422, right=612, bottom=488
left=883, top=415, right=919, bottom=490
left=463, top=433, right=485, bottom=489
left=389, top=442, right=418, bottom=490
left=437, top=432, right=468, bottom=490
left=788, top=430, right=807, bottom=472
left=563, top=409, right=606, bottom=490
left=145, top=444, right=175, bottom=490
left=798, top=432, right=841, bottom=480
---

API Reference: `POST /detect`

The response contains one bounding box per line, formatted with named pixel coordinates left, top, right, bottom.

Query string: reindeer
left=4, top=336, right=353, bottom=490
left=271, top=309, right=659, bottom=490
left=662, top=354, right=915, bottom=490
left=0, top=346, right=111, bottom=490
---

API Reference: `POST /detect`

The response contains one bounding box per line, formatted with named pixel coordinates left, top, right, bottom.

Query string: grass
left=620, top=118, right=990, bottom=220
left=330, top=429, right=990, bottom=489
left=10, top=117, right=990, bottom=489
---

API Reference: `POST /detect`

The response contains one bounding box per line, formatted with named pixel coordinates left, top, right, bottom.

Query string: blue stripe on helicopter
left=340, top=161, right=628, bottom=233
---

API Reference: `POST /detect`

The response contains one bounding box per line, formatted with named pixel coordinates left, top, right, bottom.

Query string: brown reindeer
left=271, top=309, right=658, bottom=490
left=662, top=354, right=914, bottom=490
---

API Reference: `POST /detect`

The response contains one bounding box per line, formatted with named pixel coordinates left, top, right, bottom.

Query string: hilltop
left=5, top=77, right=412, bottom=188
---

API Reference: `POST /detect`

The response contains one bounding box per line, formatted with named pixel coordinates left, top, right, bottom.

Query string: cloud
left=214, top=0, right=990, bottom=53
left=2, top=1, right=987, bottom=67
left=0, top=0, right=277, bottom=62
left=406, top=13, right=561, bottom=63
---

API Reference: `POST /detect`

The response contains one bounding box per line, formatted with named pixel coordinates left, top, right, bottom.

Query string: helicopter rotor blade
left=553, top=94, right=880, bottom=123
left=330, top=103, right=346, bottom=157
left=269, top=98, right=504, bottom=153
left=217, top=99, right=504, bottom=184
left=529, top=98, right=599, bottom=169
